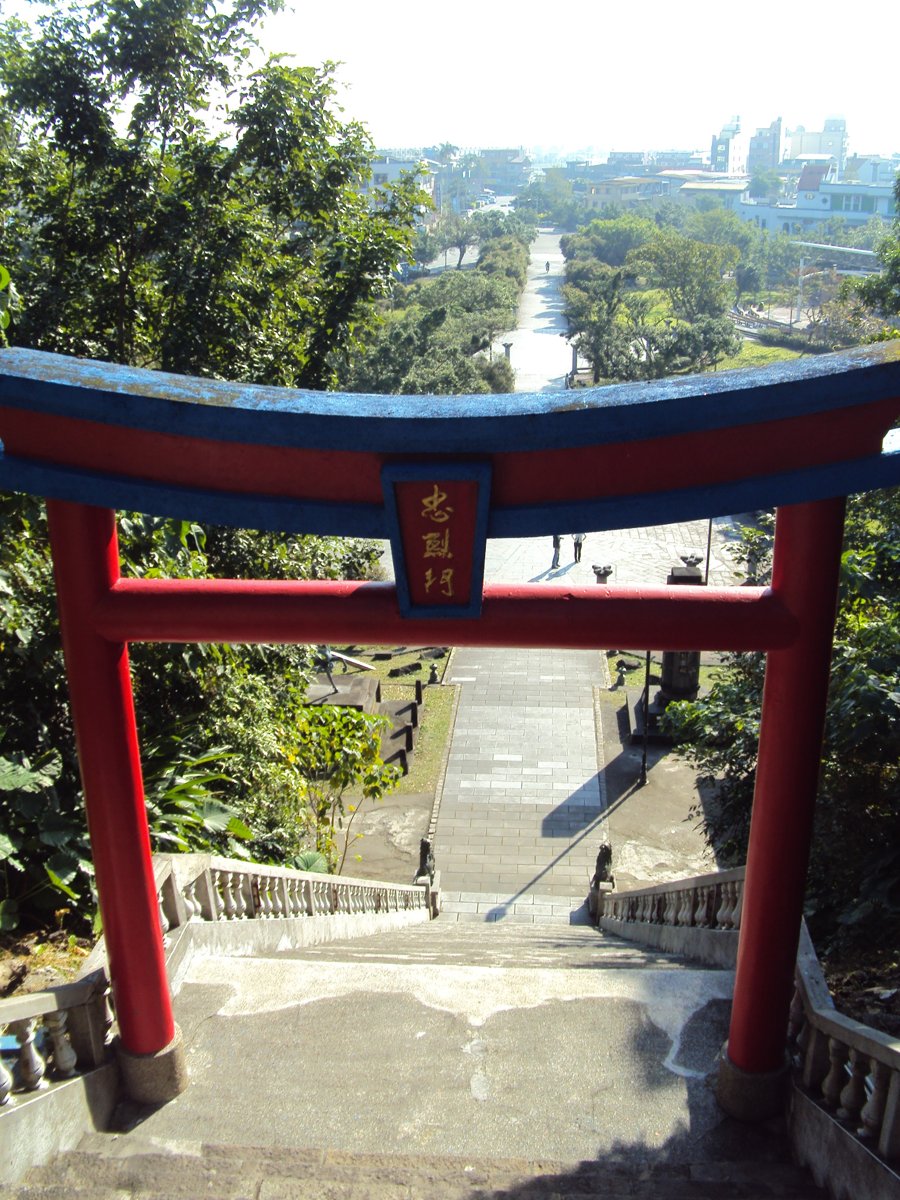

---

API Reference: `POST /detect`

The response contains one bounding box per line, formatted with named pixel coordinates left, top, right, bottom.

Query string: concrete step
left=14, top=1136, right=827, bottom=1198
left=274, top=918, right=705, bottom=970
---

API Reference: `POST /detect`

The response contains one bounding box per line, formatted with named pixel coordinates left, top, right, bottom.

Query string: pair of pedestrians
left=551, top=533, right=585, bottom=568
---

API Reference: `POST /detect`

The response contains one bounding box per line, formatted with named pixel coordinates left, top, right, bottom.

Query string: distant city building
left=474, top=148, right=532, bottom=192
left=748, top=118, right=784, bottom=174
left=582, top=176, right=671, bottom=210
left=653, top=149, right=704, bottom=170
left=361, top=155, right=435, bottom=222
left=676, top=177, right=749, bottom=211
left=786, top=118, right=848, bottom=175
left=710, top=118, right=749, bottom=176
left=740, top=164, right=895, bottom=234
left=607, top=151, right=648, bottom=170
left=845, top=154, right=900, bottom=185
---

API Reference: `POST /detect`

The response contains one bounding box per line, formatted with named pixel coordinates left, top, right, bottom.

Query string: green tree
left=0, top=0, right=425, bottom=388
left=666, top=490, right=900, bottom=950
left=748, top=169, right=782, bottom=200
left=563, top=261, right=630, bottom=383
left=626, top=229, right=739, bottom=322
left=855, top=175, right=900, bottom=316
left=561, top=215, right=656, bottom=269
left=437, top=214, right=475, bottom=268
left=514, top=174, right=581, bottom=228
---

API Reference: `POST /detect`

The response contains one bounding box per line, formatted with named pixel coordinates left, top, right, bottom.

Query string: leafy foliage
left=284, top=706, right=401, bottom=872
left=0, top=495, right=389, bottom=929
left=561, top=228, right=740, bottom=383
left=854, top=175, right=900, bottom=318
left=343, top=216, right=532, bottom=395
left=665, top=491, right=900, bottom=950
left=0, top=0, right=426, bottom=387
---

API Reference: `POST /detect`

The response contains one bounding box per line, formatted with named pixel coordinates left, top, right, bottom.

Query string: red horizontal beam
left=95, top=579, right=797, bottom=652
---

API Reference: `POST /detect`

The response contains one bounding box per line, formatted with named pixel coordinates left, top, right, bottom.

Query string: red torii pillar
left=47, top=502, right=185, bottom=1103
left=717, top=497, right=846, bottom=1119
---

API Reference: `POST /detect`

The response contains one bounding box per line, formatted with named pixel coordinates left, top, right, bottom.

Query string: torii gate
left=1, top=344, right=899, bottom=1116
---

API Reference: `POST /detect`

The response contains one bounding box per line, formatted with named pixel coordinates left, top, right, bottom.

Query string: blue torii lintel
left=0, top=343, right=897, bottom=535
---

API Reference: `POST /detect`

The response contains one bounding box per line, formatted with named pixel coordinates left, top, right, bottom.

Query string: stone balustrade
left=0, top=969, right=113, bottom=1111
left=598, top=868, right=744, bottom=968
left=603, top=868, right=744, bottom=931
left=156, top=854, right=432, bottom=934
left=790, top=922, right=900, bottom=1168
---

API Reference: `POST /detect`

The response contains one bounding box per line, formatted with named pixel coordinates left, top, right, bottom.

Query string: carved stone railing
left=155, top=853, right=434, bottom=936
left=0, top=968, right=113, bottom=1112
left=789, top=922, right=900, bottom=1189
left=599, top=867, right=744, bottom=968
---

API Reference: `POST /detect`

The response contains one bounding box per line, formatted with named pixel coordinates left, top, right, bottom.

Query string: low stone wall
left=0, top=1061, right=118, bottom=1188
left=600, top=916, right=739, bottom=969
left=789, top=1087, right=900, bottom=1200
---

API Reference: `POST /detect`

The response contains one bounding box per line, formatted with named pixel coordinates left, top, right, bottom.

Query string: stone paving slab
left=435, top=645, right=608, bottom=904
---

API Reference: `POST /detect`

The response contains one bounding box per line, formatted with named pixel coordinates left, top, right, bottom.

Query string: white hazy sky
left=261, top=0, right=899, bottom=158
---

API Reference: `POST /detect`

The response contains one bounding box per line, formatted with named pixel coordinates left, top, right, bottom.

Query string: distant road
left=494, top=229, right=570, bottom=393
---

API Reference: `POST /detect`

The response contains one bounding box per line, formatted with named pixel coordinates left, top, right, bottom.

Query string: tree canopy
left=854, top=175, right=900, bottom=317
left=666, top=491, right=900, bottom=956
left=0, top=0, right=426, bottom=388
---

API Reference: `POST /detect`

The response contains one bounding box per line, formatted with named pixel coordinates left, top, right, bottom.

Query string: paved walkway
left=437, top=646, right=605, bottom=920
left=434, top=229, right=734, bottom=921
left=493, top=229, right=570, bottom=392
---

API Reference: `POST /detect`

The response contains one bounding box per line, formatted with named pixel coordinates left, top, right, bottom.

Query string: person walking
left=551, top=533, right=562, bottom=569
left=545, top=260, right=550, bottom=273
left=573, top=533, right=585, bottom=563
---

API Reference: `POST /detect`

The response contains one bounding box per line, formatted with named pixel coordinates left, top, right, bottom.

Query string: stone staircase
left=8, top=916, right=826, bottom=1198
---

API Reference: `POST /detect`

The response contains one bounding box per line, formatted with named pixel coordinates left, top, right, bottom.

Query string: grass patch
left=331, top=644, right=456, bottom=798
left=394, top=681, right=456, bottom=796
left=716, top=339, right=803, bottom=372
left=606, top=651, right=724, bottom=694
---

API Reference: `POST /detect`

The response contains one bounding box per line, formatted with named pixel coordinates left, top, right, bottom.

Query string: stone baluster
left=787, top=984, right=805, bottom=1047
left=730, top=882, right=744, bottom=930
left=286, top=878, right=301, bottom=917
left=210, top=872, right=226, bottom=921
left=0, top=1026, right=13, bottom=1105
left=10, top=1018, right=47, bottom=1091
left=158, top=894, right=171, bottom=948
left=231, top=872, right=249, bottom=918
left=715, top=882, right=733, bottom=929
left=838, top=1048, right=870, bottom=1125
left=677, top=890, right=693, bottom=927
left=878, top=1072, right=900, bottom=1159
left=220, top=871, right=238, bottom=920
left=860, top=1060, right=891, bottom=1142
left=268, top=876, right=284, bottom=918
left=822, top=1038, right=850, bottom=1110
left=303, top=878, right=314, bottom=916
left=44, top=1010, right=78, bottom=1078
left=802, top=1026, right=831, bottom=1092
left=260, top=875, right=275, bottom=918
left=693, top=886, right=709, bottom=928
left=183, top=878, right=203, bottom=921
